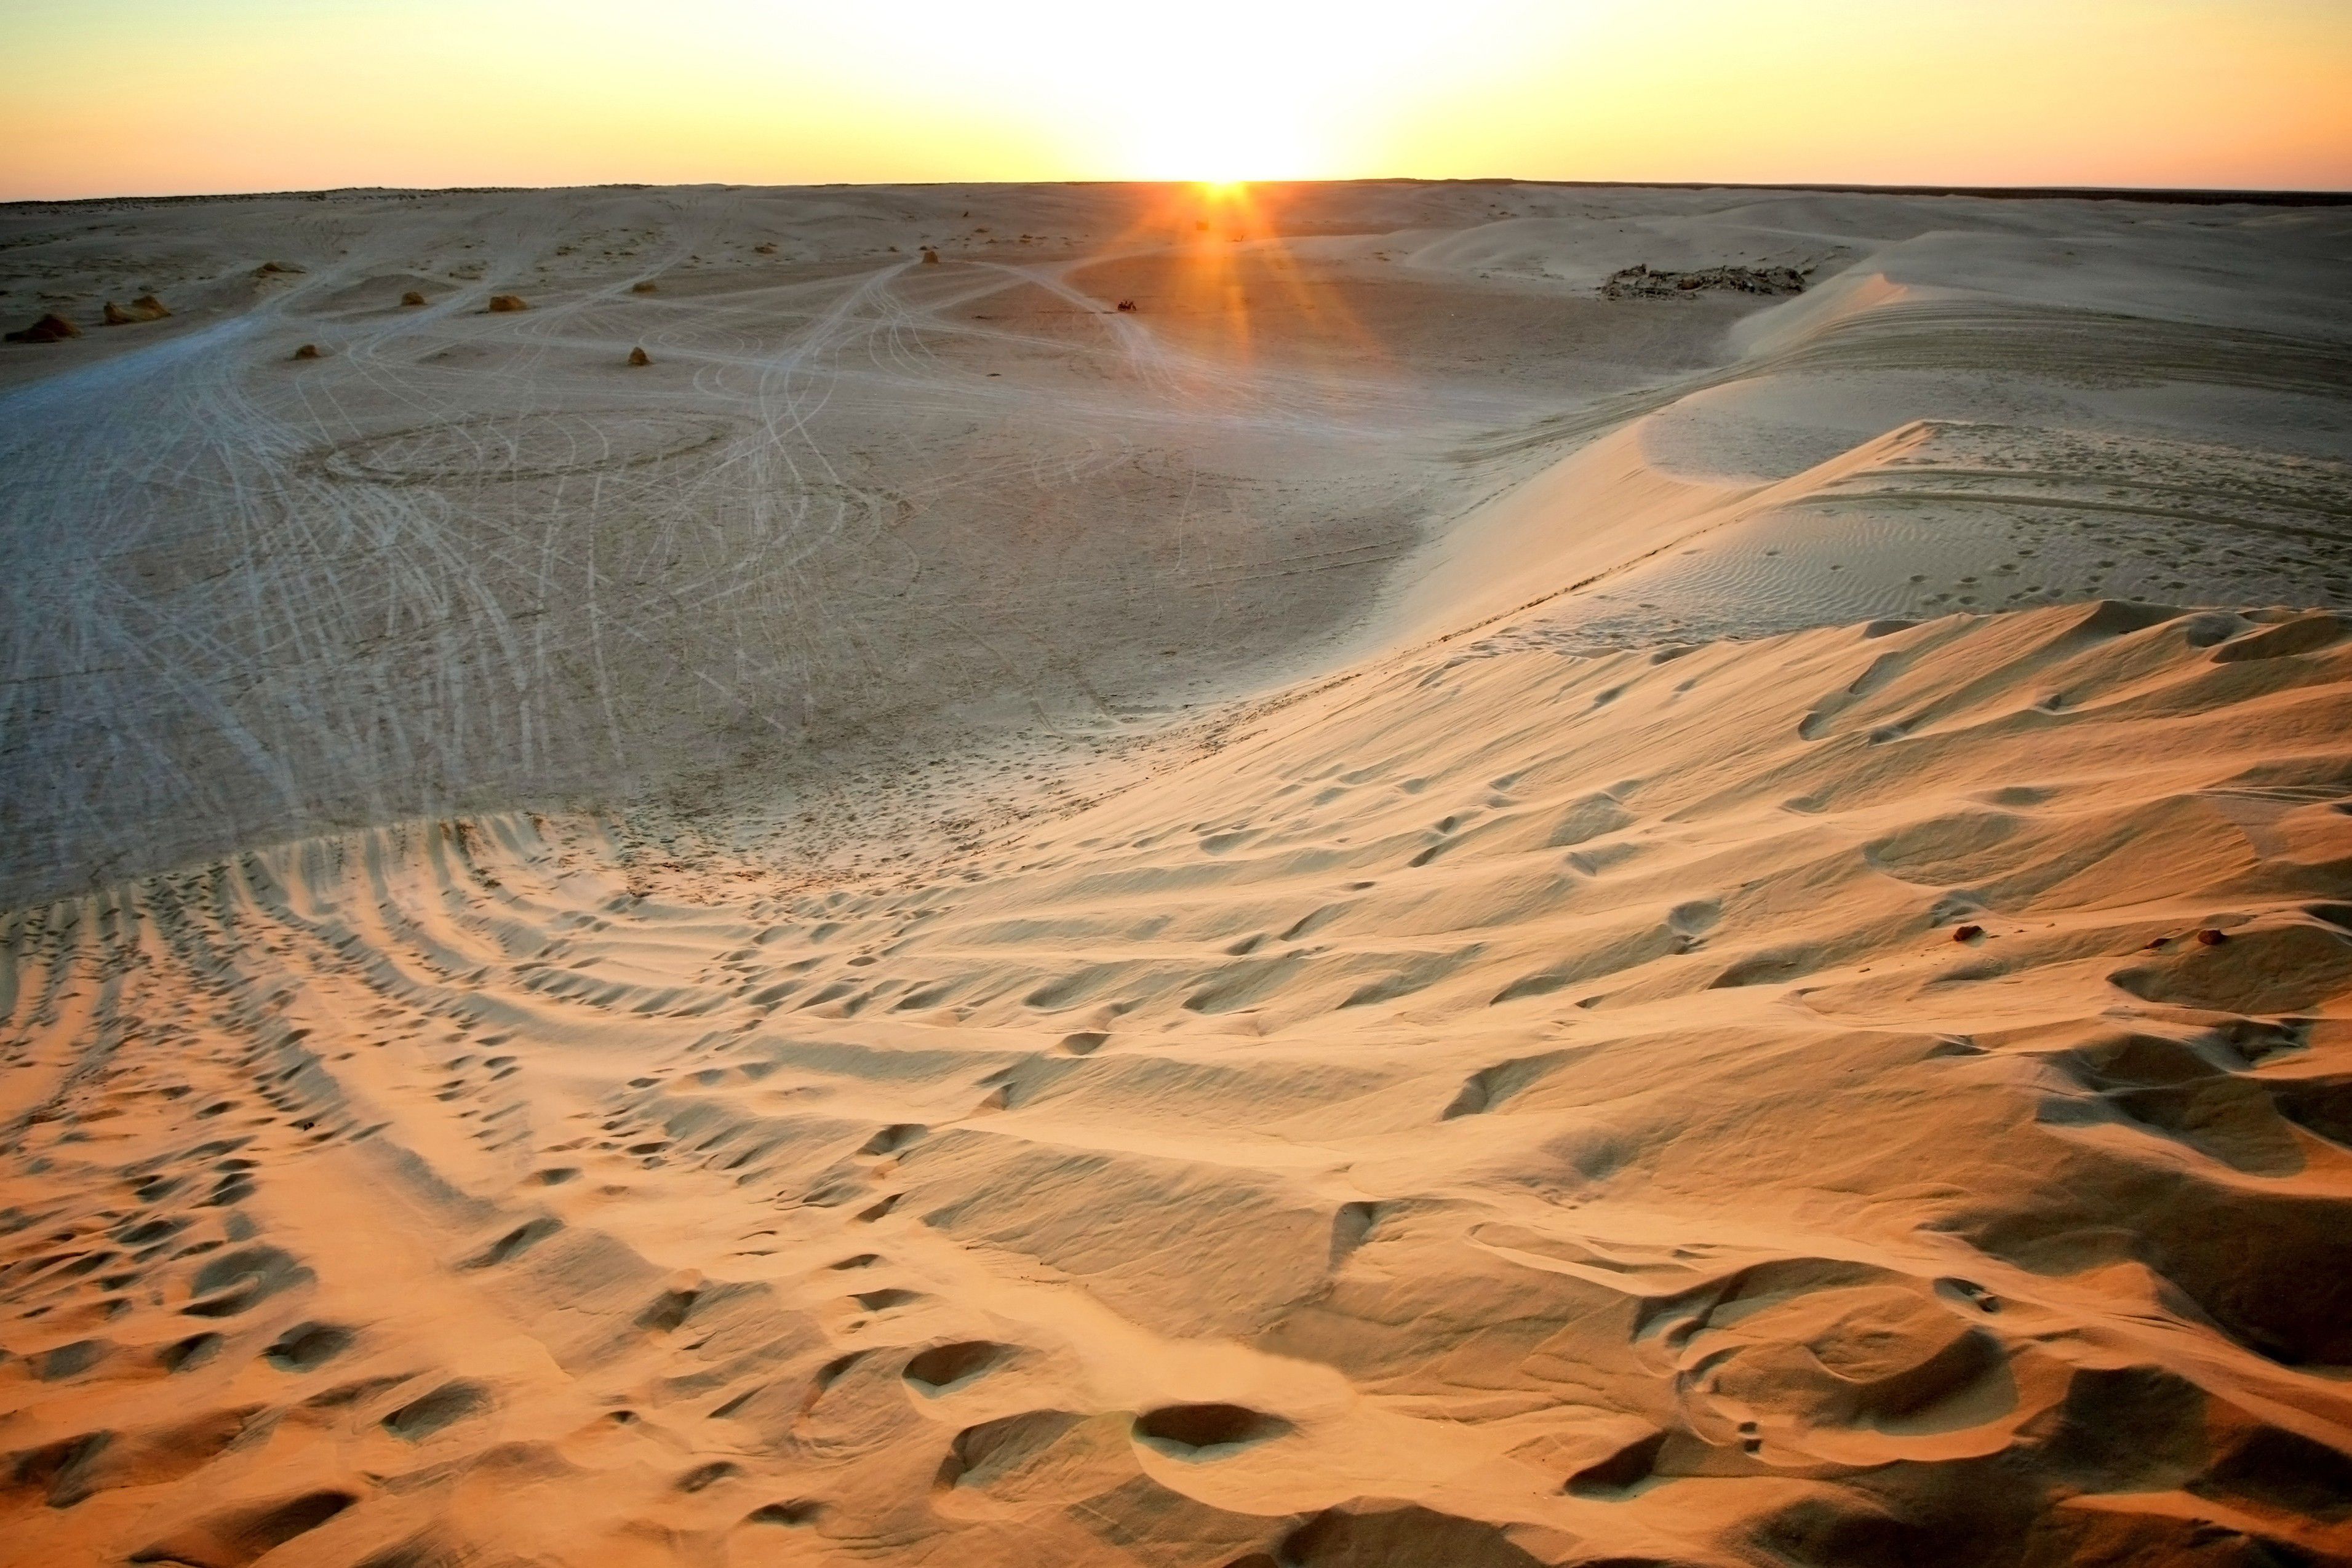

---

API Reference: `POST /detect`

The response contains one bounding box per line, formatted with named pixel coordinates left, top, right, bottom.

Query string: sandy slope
left=4, top=184, right=2351, bottom=1566
left=3, top=184, right=2346, bottom=907
left=7, top=600, right=2352, bottom=1567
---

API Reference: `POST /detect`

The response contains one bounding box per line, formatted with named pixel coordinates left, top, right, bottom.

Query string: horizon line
left=6, top=177, right=2350, bottom=212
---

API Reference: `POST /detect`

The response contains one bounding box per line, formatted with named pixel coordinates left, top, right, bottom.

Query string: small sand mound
left=4, top=313, right=80, bottom=343
left=630, top=281, right=657, bottom=294
left=628, top=346, right=651, bottom=367
left=291, top=343, right=322, bottom=360
left=103, top=295, right=170, bottom=325
left=487, top=294, right=528, bottom=312
left=401, top=290, right=427, bottom=307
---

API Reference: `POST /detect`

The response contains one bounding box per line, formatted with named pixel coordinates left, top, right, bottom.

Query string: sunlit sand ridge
left=3, top=181, right=2351, bottom=1566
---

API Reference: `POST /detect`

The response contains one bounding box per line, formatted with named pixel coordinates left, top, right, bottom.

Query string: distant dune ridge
left=1, top=181, right=2349, bottom=1566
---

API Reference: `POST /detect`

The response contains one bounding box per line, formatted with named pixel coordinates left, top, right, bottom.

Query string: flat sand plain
left=2, top=183, right=2351, bottom=1567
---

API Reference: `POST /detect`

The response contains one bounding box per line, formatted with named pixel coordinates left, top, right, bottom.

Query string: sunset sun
left=1128, top=98, right=1318, bottom=185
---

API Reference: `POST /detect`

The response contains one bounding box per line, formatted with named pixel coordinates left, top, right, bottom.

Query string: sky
left=2, top=0, right=2348, bottom=199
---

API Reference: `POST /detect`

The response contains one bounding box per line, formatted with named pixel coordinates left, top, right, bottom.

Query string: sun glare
left=1126, top=97, right=1318, bottom=185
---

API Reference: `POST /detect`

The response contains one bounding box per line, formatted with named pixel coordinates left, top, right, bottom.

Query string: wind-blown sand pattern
left=3, top=184, right=2350, bottom=1566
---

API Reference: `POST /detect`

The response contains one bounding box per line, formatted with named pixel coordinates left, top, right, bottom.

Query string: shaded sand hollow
left=3, top=183, right=2351, bottom=1567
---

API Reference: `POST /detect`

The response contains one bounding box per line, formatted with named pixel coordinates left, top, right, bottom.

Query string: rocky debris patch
left=1604, top=263, right=1808, bottom=300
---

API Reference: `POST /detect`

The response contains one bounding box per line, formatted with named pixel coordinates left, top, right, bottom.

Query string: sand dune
left=6, top=600, right=2350, bottom=1566
left=3, top=183, right=2343, bottom=908
left=3, top=183, right=2350, bottom=1565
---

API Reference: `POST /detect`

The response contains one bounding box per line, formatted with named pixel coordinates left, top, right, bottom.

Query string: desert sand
left=2, top=182, right=2350, bottom=1567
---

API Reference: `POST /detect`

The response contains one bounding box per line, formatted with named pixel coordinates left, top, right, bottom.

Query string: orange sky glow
left=2, top=0, right=2348, bottom=199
